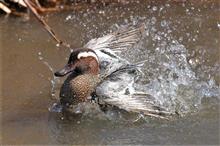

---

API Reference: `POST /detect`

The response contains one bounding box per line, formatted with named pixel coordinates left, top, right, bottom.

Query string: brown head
left=54, top=48, right=100, bottom=107
left=55, top=48, right=100, bottom=77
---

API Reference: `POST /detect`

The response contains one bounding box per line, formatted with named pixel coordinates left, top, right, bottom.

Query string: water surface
left=1, top=0, right=219, bottom=145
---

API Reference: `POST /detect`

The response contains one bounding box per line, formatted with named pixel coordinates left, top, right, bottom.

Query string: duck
left=54, top=24, right=171, bottom=119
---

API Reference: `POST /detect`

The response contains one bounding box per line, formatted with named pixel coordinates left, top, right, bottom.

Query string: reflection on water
left=1, top=0, right=219, bottom=145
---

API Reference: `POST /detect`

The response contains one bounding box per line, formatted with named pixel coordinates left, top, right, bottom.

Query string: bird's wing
left=103, top=94, right=173, bottom=119
left=84, top=24, right=145, bottom=51
left=96, top=69, right=174, bottom=119
left=85, top=24, right=146, bottom=78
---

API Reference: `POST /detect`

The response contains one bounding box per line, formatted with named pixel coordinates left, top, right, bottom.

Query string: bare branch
left=23, top=0, right=70, bottom=47
left=10, top=0, right=27, bottom=7
left=0, top=2, right=11, bottom=14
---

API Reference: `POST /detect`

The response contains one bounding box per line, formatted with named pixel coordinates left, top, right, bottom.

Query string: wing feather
left=86, top=24, right=171, bottom=119
left=84, top=24, right=145, bottom=51
left=103, top=94, right=173, bottom=119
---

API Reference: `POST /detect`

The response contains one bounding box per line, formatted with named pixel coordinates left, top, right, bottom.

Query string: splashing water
left=41, top=18, right=220, bottom=118
left=38, top=52, right=62, bottom=100
left=135, top=42, right=219, bottom=115
left=121, top=19, right=220, bottom=116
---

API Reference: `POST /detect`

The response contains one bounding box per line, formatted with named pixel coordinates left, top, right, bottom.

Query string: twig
left=34, top=0, right=42, bottom=9
left=36, top=4, right=88, bottom=13
left=23, top=0, right=70, bottom=48
left=0, top=2, right=11, bottom=14
left=11, top=0, right=27, bottom=7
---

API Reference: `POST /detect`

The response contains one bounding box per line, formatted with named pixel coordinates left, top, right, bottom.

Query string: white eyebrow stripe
left=77, top=51, right=99, bottom=62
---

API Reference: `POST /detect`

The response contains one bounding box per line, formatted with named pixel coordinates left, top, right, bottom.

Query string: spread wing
left=84, top=24, right=172, bottom=119
left=84, top=24, right=146, bottom=80
left=103, top=94, right=173, bottom=119
left=84, top=24, right=145, bottom=51
left=96, top=69, right=174, bottom=119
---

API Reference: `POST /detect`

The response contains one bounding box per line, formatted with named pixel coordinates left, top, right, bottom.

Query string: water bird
left=54, top=24, right=171, bottom=119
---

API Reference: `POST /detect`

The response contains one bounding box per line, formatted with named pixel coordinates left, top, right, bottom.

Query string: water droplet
left=217, top=23, right=220, bottom=29
left=179, top=37, right=183, bottom=42
left=152, top=6, right=157, bottom=11
left=124, top=18, right=128, bottom=23
left=99, top=10, right=105, bottom=14
left=38, top=56, right=43, bottom=60
left=65, top=15, right=72, bottom=21
left=165, top=4, right=170, bottom=8
left=83, top=13, right=88, bottom=17
left=208, top=78, right=215, bottom=86
left=160, top=20, right=167, bottom=27
left=151, top=17, right=157, bottom=24
left=182, top=3, right=185, bottom=7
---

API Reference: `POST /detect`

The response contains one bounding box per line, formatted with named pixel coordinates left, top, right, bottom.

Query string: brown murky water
left=1, top=1, right=220, bottom=145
